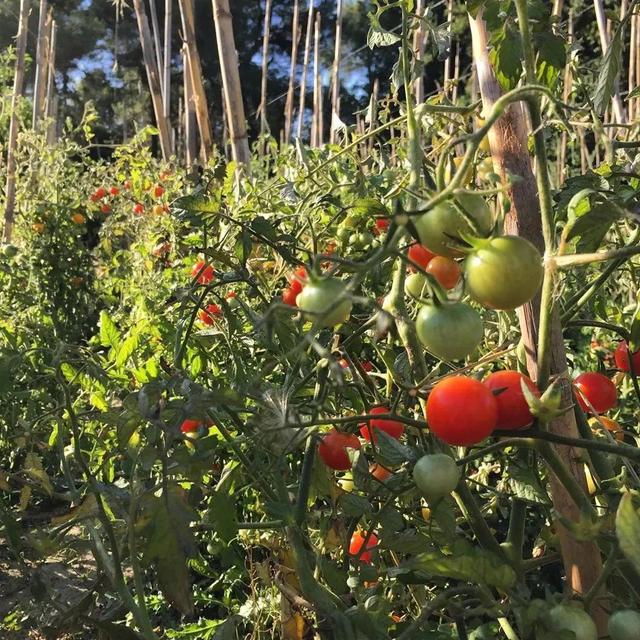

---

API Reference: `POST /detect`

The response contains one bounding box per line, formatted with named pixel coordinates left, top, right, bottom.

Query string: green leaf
left=92, top=621, right=143, bottom=640
left=503, top=462, right=551, bottom=504
left=616, top=492, right=640, bottom=575
left=367, top=13, right=401, bottom=49
left=340, top=492, right=372, bottom=518
left=593, top=22, right=623, bottom=114
left=99, top=311, right=121, bottom=353
left=629, top=300, right=640, bottom=352
left=116, top=334, right=138, bottom=367
left=489, top=23, right=523, bottom=91
left=566, top=200, right=622, bottom=252
left=204, top=489, right=238, bottom=542
left=376, top=430, right=417, bottom=467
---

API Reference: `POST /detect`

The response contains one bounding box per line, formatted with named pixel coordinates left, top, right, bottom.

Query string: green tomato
left=413, top=454, right=460, bottom=501
left=416, top=302, right=483, bottom=361
left=464, top=235, right=543, bottom=310
left=297, top=276, right=352, bottom=327
left=336, top=226, right=351, bottom=242
left=413, top=192, right=493, bottom=258
left=547, top=605, right=597, bottom=640
left=608, top=610, right=640, bottom=640
left=405, top=272, right=429, bottom=300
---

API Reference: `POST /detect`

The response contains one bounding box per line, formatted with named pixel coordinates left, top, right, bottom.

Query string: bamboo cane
left=469, top=12, right=607, bottom=632
left=312, top=12, right=322, bottom=147
left=44, top=18, right=57, bottom=143
left=443, top=0, right=454, bottom=95
left=284, top=0, right=300, bottom=143
left=133, top=0, right=172, bottom=160
left=329, top=0, right=343, bottom=143
left=179, top=0, right=213, bottom=161
left=149, top=0, right=165, bottom=96
left=629, top=13, right=636, bottom=121
left=211, top=0, right=251, bottom=166
left=297, top=0, right=314, bottom=139
left=182, top=47, right=197, bottom=166
left=413, top=0, right=425, bottom=103
left=32, top=0, right=49, bottom=128
left=259, top=0, right=273, bottom=136
left=3, top=0, right=31, bottom=244
left=558, top=8, right=573, bottom=185
left=163, top=0, right=172, bottom=128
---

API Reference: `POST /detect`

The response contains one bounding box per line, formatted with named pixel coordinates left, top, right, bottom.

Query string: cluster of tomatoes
left=189, top=258, right=239, bottom=326
left=87, top=177, right=169, bottom=220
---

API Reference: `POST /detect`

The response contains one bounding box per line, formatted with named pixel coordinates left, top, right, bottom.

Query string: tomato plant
left=547, top=605, right=597, bottom=640
left=349, top=531, right=379, bottom=564
left=407, top=243, right=436, bottom=270
left=317, top=429, right=361, bottom=470
left=574, top=372, right=617, bottom=414
left=359, top=405, right=404, bottom=442
left=424, top=255, right=461, bottom=290
left=484, top=370, right=540, bottom=430
left=191, top=260, right=215, bottom=285
left=608, top=610, right=640, bottom=640
left=198, top=303, right=222, bottom=325
left=296, top=276, right=352, bottom=327
left=614, top=340, right=640, bottom=373
left=412, top=454, right=460, bottom=501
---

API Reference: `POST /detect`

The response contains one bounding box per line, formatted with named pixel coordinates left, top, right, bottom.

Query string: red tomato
left=425, top=256, right=461, bottom=290
left=362, top=361, right=374, bottom=372
left=349, top=531, right=379, bottom=564
left=426, top=376, right=498, bottom=446
left=338, top=358, right=350, bottom=369
left=484, top=370, right=540, bottom=430
left=109, top=186, right=120, bottom=196
left=180, top=419, right=201, bottom=434
left=133, top=203, right=145, bottom=215
left=325, top=241, right=337, bottom=254
left=282, top=287, right=298, bottom=307
left=226, top=291, right=237, bottom=299
left=370, top=464, right=392, bottom=482
left=124, top=179, right=132, bottom=190
left=94, top=186, right=107, bottom=199
left=100, top=203, right=111, bottom=214
left=359, top=406, right=404, bottom=442
left=154, top=184, right=165, bottom=198
left=318, top=429, right=361, bottom=470
left=287, top=266, right=308, bottom=296
left=191, top=260, right=215, bottom=284
left=408, top=244, right=436, bottom=271
left=574, top=372, right=617, bottom=414
left=614, top=340, right=640, bottom=373
left=198, top=304, right=222, bottom=325
left=373, top=218, right=391, bottom=235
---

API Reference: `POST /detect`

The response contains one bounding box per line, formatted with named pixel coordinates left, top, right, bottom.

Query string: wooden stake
left=32, top=0, right=50, bottom=128
left=443, top=0, right=454, bottom=94
left=182, top=47, right=197, bottom=166
left=44, top=18, right=57, bottom=141
left=329, top=0, right=343, bottom=143
left=558, top=9, right=573, bottom=185
left=149, top=0, right=165, bottom=96
left=312, top=12, right=322, bottom=147
left=163, top=0, right=173, bottom=127
left=297, top=0, right=314, bottom=139
left=284, top=0, right=300, bottom=143
left=179, top=0, right=213, bottom=160
left=413, top=0, right=426, bottom=103
left=629, top=13, right=636, bottom=121
left=3, top=0, right=31, bottom=243
left=259, top=0, right=274, bottom=136
left=211, top=0, right=251, bottom=166
left=469, top=12, right=607, bottom=631
left=133, top=0, right=172, bottom=160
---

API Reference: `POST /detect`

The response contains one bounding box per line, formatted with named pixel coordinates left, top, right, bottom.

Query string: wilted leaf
left=51, top=494, right=99, bottom=526
left=19, top=485, right=32, bottom=511
left=616, top=492, right=640, bottom=575
left=24, top=452, right=54, bottom=497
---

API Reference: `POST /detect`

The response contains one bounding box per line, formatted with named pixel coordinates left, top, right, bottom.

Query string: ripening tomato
left=287, top=266, right=308, bottom=296
left=338, top=358, right=349, bottom=369
left=349, top=531, right=379, bottom=564
left=484, top=370, right=540, bottom=430
left=425, top=256, right=461, bottom=290
left=464, top=236, right=543, bottom=310
left=100, top=204, right=111, bottom=214
left=574, top=372, right=617, bottom=414
left=154, top=184, right=165, bottom=198
left=198, top=303, right=222, bottom=325
left=548, top=605, right=597, bottom=640
left=416, top=302, right=483, bottom=361
left=373, top=218, right=390, bottom=235
left=614, top=340, right=640, bottom=373
left=32, top=222, right=45, bottom=233
left=109, top=186, right=120, bottom=196
left=608, top=610, right=640, bottom=640
left=413, top=454, right=460, bottom=500
left=362, top=360, right=374, bottom=372
left=407, top=243, right=436, bottom=270
left=151, top=204, right=165, bottom=216
left=133, top=203, right=145, bottom=215
left=359, top=406, right=404, bottom=442
left=282, top=287, right=299, bottom=307
left=124, top=179, right=132, bottom=190
left=317, top=429, right=361, bottom=470
left=414, top=192, right=494, bottom=258
left=191, top=260, right=215, bottom=284
left=426, top=376, right=498, bottom=446
left=370, top=464, right=392, bottom=482
left=180, top=419, right=201, bottom=434
left=588, top=416, right=624, bottom=442
left=152, top=241, right=171, bottom=257
left=71, top=213, right=86, bottom=225
left=296, top=276, right=352, bottom=327
left=93, top=186, right=108, bottom=199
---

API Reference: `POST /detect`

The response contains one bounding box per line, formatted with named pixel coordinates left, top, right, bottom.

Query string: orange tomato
left=71, top=213, right=86, bottom=225
left=425, top=256, right=461, bottom=290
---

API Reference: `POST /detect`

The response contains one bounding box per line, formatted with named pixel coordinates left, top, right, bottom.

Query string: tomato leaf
left=204, top=489, right=238, bottom=542
left=340, top=493, right=372, bottom=518
left=375, top=429, right=418, bottom=467
left=628, top=300, right=640, bottom=352
left=489, top=23, right=523, bottom=91
left=616, top=492, right=640, bottom=576
left=99, top=310, right=121, bottom=354
left=593, top=18, right=624, bottom=115
left=92, top=621, right=143, bottom=640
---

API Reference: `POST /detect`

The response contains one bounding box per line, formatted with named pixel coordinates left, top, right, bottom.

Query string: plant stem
left=295, top=435, right=316, bottom=526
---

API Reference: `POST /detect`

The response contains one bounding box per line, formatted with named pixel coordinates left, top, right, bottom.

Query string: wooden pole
left=163, top=0, right=172, bottom=128
left=558, top=8, right=573, bottom=185
left=469, top=12, right=607, bottom=631
left=179, top=0, right=213, bottom=161
left=148, top=0, right=165, bottom=96
left=413, top=0, right=426, bottom=103
left=3, top=0, right=31, bottom=244
left=259, top=0, right=273, bottom=136
left=443, top=0, right=454, bottom=94
left=133, top=0, right=172, bottom=160
left=312, top=12, right=322, bottom=147
left=211, top=0, right=251, bottom=166
left=182, top=47, right=197, bottom=166
left=44, top=18, right=57, bottom=143
left=329, top=0, right=343, bottom=143
left=629, top=13, right=636, bottom=121
left=32, top=0, right=50, bottom=128
left=284, top=0, right=300, bottom=143
left=297, top=0, right=314, bottom=139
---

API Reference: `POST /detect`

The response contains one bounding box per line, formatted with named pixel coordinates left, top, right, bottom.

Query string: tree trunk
left=259, top=0, right=273, bottom=136
left=179, top=0, right=213, bottom=161
left=163, top=0, right=172, bottom=128
left=3, top=0, right=31, bottom=244
left=329, top=0, right=343, bottom=144
left=284, top=0, right=300, bottom=144
left=32, top=0, right=50, bottom=128
left=297, top=0, right=314, bottom=140
left=133, top=0, right=172, bottom=160
left=211, top=0, right=251, bottom=166
left=469, top=12, right=607, bottom=632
